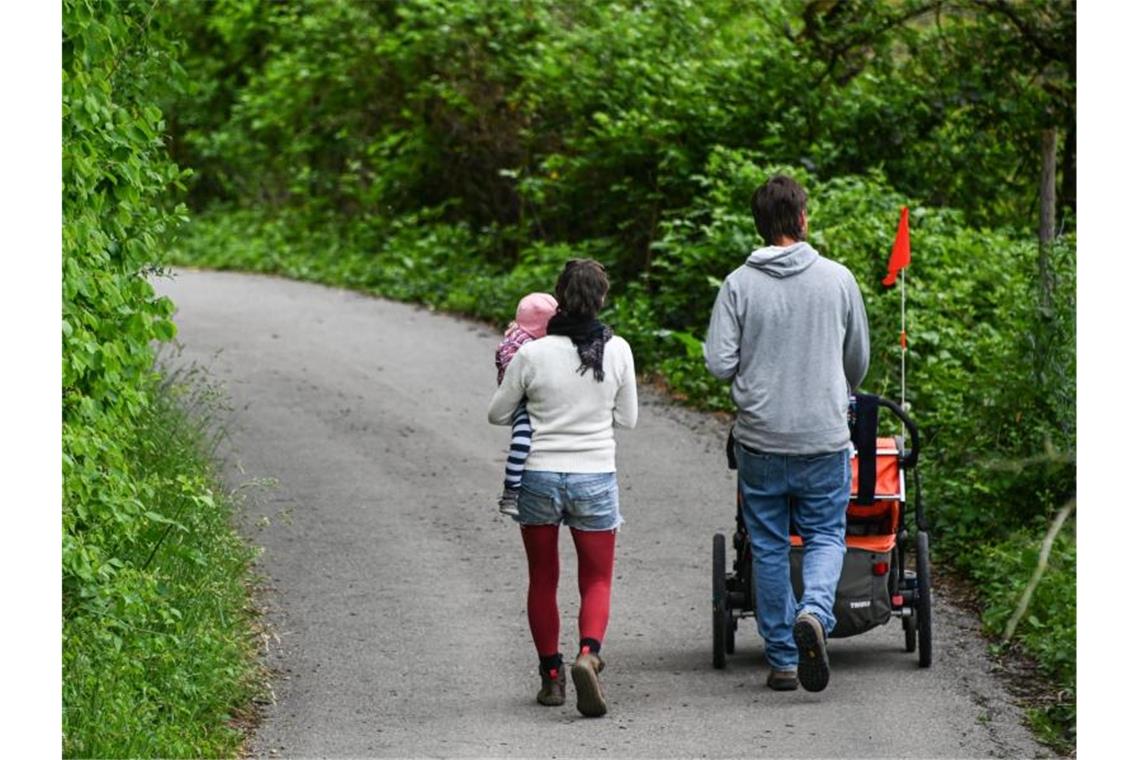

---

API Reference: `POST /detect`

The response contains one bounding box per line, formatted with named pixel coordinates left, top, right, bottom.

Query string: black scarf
left=546, top=312, right=613, bottom=382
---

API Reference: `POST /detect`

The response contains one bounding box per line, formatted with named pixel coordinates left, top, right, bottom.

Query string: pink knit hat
left=515, top=292, right=558, bottom=337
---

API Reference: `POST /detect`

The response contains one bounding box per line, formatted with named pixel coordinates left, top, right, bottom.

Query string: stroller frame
left=711, top=394, right=933, bottom=669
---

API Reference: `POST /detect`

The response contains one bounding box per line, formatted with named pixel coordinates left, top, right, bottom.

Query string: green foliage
left=64, top=0, right=186, bottom=623
left=170, top=205, right=609, bottom=325
left=795, top=0, right=1074, bottom=226
left=163, top=0, right=1074, bottom=252
left=63, top=369, right=262, bottom=759
left=63, top=2, right=260, bottom=755
left=971, top=522, right=1076, bottom=751
left=974, top=524, right=1076, bottom=688
left=63, top=0, right=184, bottom=425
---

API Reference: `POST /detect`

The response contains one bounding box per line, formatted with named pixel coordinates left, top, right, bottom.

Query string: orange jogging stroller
left=711, top=393, right=933, bottom=668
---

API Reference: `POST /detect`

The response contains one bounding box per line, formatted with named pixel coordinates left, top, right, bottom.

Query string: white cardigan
left=488, top=334, right=638, bottom=472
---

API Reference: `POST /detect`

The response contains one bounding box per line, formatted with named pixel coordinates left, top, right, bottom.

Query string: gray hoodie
left=704, top=241, right=869, bottom=454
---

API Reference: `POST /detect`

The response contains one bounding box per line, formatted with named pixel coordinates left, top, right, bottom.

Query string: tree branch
left=970, top=0, right=1068, bottom=62
left=1002, top=497, right=1074, bottom=643
left=806, top=1, right=945, bottom=88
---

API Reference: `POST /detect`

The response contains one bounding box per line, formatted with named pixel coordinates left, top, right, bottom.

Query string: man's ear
left=799, top=210, right=809, bottom=238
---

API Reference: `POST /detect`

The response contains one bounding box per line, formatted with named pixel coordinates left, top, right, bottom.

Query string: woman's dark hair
left=555, top=259, right=609, bottom=318
left=751, top=175, right=807, bottom=245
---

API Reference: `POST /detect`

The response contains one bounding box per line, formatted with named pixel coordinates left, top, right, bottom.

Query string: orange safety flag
left=881, top=206, right=911, bottom=287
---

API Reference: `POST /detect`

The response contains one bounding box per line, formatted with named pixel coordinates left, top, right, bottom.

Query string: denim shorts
left=515, top=470, right=623, bottom=531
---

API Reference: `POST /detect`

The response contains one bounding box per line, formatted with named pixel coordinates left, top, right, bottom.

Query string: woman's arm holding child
left=488, top=349, right=527, bottom=425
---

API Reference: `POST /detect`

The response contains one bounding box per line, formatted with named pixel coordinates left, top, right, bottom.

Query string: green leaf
left=152, top=319, right=177, bottom=341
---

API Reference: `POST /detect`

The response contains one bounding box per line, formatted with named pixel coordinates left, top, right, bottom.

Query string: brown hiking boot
left=793, top=613, right=830, bottom=692
left=766, top=669, right=799, bottom=691
left=537, top=665, right=565, bottom=706
left=570, top=651, right=607, bottom=717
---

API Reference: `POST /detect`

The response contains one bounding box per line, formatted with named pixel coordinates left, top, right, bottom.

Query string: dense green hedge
left=63, top=2, right=259, bottom=755
left=163, top=0, right=1073, bottom=235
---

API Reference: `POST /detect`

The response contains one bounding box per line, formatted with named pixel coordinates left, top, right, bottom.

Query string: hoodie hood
left=745, top=241, right=819, bottom=279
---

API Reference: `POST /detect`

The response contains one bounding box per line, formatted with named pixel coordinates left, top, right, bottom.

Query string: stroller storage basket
left=788, top=437, right=903, bottom=638
left=790, top=546, right=893, bottom=638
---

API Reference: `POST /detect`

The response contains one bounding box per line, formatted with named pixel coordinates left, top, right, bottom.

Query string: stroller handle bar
left=725, top=394, right=921, bottom=473
left=876, top=396, right=920, bottom=469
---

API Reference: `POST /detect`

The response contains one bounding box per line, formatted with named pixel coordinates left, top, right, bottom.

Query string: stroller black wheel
left=916, top=530, right=933, bottom=667
left=904, top=613, right=916, bottom=652
left=713, top=533, right=727, bottom=669
left=725, top=607, right=736, bottom=654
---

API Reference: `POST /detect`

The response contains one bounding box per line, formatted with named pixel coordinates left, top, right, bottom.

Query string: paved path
left=155, top=269, right=1051, bottom=759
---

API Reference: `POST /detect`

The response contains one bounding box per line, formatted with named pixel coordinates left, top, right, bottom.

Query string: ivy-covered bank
left=63, top=2, right=261, bottom=756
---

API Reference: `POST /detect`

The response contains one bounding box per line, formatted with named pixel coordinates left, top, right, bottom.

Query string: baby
left=495, top=292, right=559, bottom=515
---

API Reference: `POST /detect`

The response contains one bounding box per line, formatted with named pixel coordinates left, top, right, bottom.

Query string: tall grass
left=62, top=363, right=263, bottom=758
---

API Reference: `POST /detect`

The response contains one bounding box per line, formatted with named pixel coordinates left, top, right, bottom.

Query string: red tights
left=520, top=524, right=616, bottom=658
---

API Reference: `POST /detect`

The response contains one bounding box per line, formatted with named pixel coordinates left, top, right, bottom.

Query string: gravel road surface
left=154, top=269, right=1051, bottom=759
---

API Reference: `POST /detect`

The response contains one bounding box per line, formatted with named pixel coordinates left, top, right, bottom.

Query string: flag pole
left=883, top=204, right=911, bottom=417
left=900, top=266, right=907, bottom=412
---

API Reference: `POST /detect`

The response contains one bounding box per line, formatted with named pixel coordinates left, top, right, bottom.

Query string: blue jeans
left=736, top=445, right=849, bottom=671
left=515, top=470, right=623, bottom=531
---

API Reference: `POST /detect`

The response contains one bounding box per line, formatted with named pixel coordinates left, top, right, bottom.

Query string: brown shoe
left=766, top=669, right=799, bottom=691
left=794, top=613, right=830, bottom=692
left=537, top=665, right=566, bottom=706
left=570, top=652, right=607, bottom=717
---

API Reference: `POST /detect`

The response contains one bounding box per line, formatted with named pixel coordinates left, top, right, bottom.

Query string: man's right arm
left=704, top=279, right=741, bottom=380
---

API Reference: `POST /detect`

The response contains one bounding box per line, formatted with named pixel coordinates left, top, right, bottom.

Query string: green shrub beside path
left=63, top=2, right=261, bottom=755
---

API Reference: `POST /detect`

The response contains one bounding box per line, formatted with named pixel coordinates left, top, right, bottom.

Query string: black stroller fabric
left=791, top=547, right=893, bottom=638
left=852, top=393, right=880, bottom=505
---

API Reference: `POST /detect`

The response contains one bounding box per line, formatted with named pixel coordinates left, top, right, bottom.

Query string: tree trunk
left=1060, top=113, right=1076, bottom=218
left=1038, top=127, right=1057, bottom=316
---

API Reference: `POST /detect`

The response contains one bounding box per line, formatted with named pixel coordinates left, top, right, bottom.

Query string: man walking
left=704, top=175, right=869, bottom=692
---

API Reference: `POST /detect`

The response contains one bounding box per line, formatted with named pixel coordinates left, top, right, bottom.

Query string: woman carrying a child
left=488, top=259, right=638, bottom=718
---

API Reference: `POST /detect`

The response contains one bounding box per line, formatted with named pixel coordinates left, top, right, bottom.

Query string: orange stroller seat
left=790, top=437, right=904, bottom=554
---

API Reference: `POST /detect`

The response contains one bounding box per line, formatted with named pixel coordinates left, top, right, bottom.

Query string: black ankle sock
left=539, top=653, right=563, bottom=673
left=580, top=637, right=602, bottom=655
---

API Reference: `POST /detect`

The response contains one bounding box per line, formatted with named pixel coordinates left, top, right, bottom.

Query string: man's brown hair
left=555, top=259, right=609, bottom=319
left=751, top=175, right=807, bottom=245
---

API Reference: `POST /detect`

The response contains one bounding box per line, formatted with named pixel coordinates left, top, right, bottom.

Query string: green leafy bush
left=164, top=0, right=1073, bottom=249
left=63, top=369, right=262, bottom=758
left=972, top=524, right=1076, bottom=749
left=63, top=2, right=260, bottom=755
left=64, top=0, right=185, bottom=631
